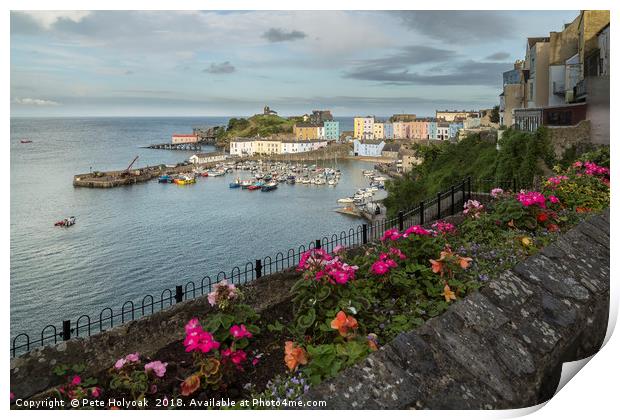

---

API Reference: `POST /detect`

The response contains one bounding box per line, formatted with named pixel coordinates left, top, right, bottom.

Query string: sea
left=10, top=116, right=382, bottom=341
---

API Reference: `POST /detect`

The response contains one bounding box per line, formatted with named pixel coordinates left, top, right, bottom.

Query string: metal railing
left=11, top=176, right=524, bottom=357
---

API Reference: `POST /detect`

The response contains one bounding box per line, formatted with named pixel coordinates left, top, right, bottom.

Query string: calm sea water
left=10, top=116, right=378, bottom=338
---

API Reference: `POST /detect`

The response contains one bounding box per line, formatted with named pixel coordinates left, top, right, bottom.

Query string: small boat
left=261, top=181, right=278, bottom=192
left=337, top=197, right=355, bottom=204
left=158, top=175, right=172, bottom=183
left=20, top=139, right=33, bottom=144
left=248, top=184, right=261, bottom=191
left=240, top=180, right=253, bottom=189
left=229, top=178, right=241, bottom=188
left=54, top=216, right=76, bottom=227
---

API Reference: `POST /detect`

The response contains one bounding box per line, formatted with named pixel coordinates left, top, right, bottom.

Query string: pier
left=145, top=143, right=203, bottom=151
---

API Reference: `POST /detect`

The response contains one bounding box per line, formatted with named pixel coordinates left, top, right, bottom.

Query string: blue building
left=383, top=122, right=394, bottom=139
left=427, top=121, right=437, bottom=140
left=448, top=122, right=463, bottom=139
left=353, top=139, right=385, bottom=157
left=323, top=120, right=340, bottom=141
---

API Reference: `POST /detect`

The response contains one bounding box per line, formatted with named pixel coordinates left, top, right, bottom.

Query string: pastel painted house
left=428, top=121, right=437, bottom=140
left=353, top=139, right=385, bottom=157
left=229, top=138, right=255, bottom=156
left=449, top=122, right=464, bottom=139
left=172, top=134, right=199, bottom=144
left=323, top=120, right=340, bottom=140
left=354, top=116, right=375, bottom=139
left=383, top=122, right=394, bottom=139
left=189, top=152, right=227, bottom=165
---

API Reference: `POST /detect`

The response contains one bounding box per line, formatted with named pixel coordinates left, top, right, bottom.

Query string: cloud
left=124, top=70, right=134, bottom=75
left=485, top=52, right=511, bottom=61
left=262, top=28, right=307, bottom=42
left=398, top=11, right=517, bottom=43
left=11, top=11, right=91, bottom=31
left=203, top=61, right=236, bottom=74
left=12, top=97, right=60, bottom=106
left=344, top=59, right=510, bottom=86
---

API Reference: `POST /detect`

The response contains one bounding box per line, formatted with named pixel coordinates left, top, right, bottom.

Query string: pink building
left=172, top=134, right=199, bottom=144
left=409, top=120, right=429, bottom=139
left=392, top=121, right=410, bottom=139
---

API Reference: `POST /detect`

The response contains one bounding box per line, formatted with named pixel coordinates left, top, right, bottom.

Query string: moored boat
left=261, top=181, right=278, bottom=192
left=54, top=216, right=76, bottom=227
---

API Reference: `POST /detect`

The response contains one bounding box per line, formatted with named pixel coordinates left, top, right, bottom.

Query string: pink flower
left=144, top=361, right=168, bottom=378
left=125, top=353, right=140, bottom=363
left=71, top=375, right=81, bottom=386
left=517, top=191, right=546, bottom=209
left=90, top=387, right=101, bottom=398
left=370, top=260, right=390, bottom=275
left=297, top=248, right=332, bottom=271
left=490, top=187, right=504, bottom=198
left=333, top=245, right=345, bottom=254
left=183, top=319, right=220, bottom=354
left=431, top=221, right=456, bottom=235
left=389, top=248, right=406, bottom=260
left=380, top=228, right=402, bottom=241
left=114, top=358, right=126, bottom=370
left=463, top=199, right=484, bottom=217
left=549, top=195, right=560, bottom=204
left=207, top=280, right=238, bottom=307
left=230, top=324, right=253, bottom=340
left=402, top=225, right=431, bottom=237
left=252, top=358, right=260, bottom=366
left=10, top=392, right=15, bottom=401
left=230, top=350, right=247, bottom=365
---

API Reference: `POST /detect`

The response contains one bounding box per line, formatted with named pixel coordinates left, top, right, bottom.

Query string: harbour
left=10, top=116, right=381, bottom=337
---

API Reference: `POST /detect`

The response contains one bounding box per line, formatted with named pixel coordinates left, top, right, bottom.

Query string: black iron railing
left=10, top=176, right=524, bottom=357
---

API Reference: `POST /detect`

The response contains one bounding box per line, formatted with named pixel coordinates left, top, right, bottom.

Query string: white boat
left=338, top=197, right=355, bottom=204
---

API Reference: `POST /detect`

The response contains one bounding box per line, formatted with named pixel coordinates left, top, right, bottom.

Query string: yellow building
left=254, top=140, right=282, bottom=155
left=373, top=122, right=384, bottom=139
left=293, top=123, right=320, bottom=140
left=354, top=116, right=375, bottom=139
left=435, top=110, right=479, bottom=122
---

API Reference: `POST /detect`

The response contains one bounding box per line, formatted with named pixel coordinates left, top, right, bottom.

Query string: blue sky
left=10, top=10, right=578, bottom=117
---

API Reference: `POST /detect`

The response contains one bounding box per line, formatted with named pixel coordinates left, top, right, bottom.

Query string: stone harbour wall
left=303, top=210, right=609, bottom=409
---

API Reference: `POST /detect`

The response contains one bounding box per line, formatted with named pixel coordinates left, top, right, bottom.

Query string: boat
left=229, top=178, right=241, bottom=188
left=337, top=197, right=355, bottom=204
left=207, top=169, right=225, bottom=177
left=248, top=184, right=261, bottom=191
left=20, top=139, right=33, bottom=144
left=240, top=180, right=253, bottom=189
left=158, top=175, right=172, bottom=183
left=54, top=216, right=76, bottom=227
left=261, top=181, right=278, bottom=192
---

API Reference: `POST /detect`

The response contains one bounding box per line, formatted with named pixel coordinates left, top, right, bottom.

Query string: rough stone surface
left=303, top=210, right=609, bottom=409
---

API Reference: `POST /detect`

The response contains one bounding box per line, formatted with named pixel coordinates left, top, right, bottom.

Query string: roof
left=382, top=143, right=401, bottom=152
left=191, top=152, right=226, bottom=158
left=357, top=139, right=384, bottom=145
left=281, top=139, right=328, bottom=144
left=295, top=123, right=322, bottom=128
left=172, top=134, right=198, bottom=137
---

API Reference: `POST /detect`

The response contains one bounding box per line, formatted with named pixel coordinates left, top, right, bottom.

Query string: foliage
left=52, top=363, right=101, bottom=404
left=108, top=354, right=167, bottom=403
left=490, top=105, right=500, bottom=123
left=218, top=114, right=296, bottom=144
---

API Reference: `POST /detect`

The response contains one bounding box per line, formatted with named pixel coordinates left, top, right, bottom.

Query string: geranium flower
left=546, top=223, right=560, bottom=232
left=230, top=324, right=253, bottom=340
left=207, top=280, right=238, bottom=307
left=389, top=247, right=406, bottom=260
left=490, top=187, right=504, bottom=198
left=380, top=228, right=402, bottom=241
left=548, top=195, right=560, bottom=204
left=537, top=213, right=548, bottom=223
left=71, top=375, right=81, bottom=386
left=114, top=358, right=126, bottom=370
left=183, top=319, right=220, bottom=353
left=458, top=256, right=472, bottom=269
left=144, top=361, right=168, bottom=378
left=125, top=353, right=140, bottom=363
left=430, top=258, right=443, bottom=274
left=180, top=374, right=201, bottom=396
left=371, top=260, right=391, bottom=275
left=442, top=284, right=457, bottom=302
left=403, top=225, right=431, bottom=237
left=284, top=341, right=308, bottom=372
left=517, top=191, right=547, bottom=209
left=330, top=311, right=358, bottom=337
left=90, top=387, right=101, bottom=398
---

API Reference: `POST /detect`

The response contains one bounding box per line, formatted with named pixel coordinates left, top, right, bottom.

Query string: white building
left=436, top=124, right=450, bottom=141
left=229, top=138, right=255, bottom=156
left=353, top=139, right=385, bottom=157
left=317, top=126, right=325, bottom=140
left=189, top=152, right=227, bottom=165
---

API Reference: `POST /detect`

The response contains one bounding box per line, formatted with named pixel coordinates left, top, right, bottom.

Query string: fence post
left=437, top=192, right=442, bottom=219
left=315, top=239, right=322, bottom=250
left=62, top=320, right=71, bottom=341
left=174, top=285, right=184, bottom=304
left=362, top=224, right=368, bottom=244
left=512, top=177, right=517, bottom=192
left=467, top=177, right=472, bottom=200
left=255, top=259, right=262, bottom=279
left=419, top=201, right=425, bottom=225
left=451, top=185, right=455, bottom=215
left=398, top=211, right=404, bottom=231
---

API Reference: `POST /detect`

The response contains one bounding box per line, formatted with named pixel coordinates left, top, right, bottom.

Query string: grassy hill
left=216, top=114, right=304, bottom=147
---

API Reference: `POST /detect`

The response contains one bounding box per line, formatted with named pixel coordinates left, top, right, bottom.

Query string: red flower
left=537, top=213, right=548, bottom=223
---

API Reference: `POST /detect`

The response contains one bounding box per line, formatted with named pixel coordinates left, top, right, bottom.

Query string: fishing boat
left=248, top=184, right=261, bottom=191
left=261, top=181, right=278, bottom=192
left=207, top=169, right=226, bottom=177
left=54, top=216, right=76, bottom=227
left=20, top=139, right=33, bottom=144
left=337, top=197, right=355, bottom=204
left=158, top=174, right=172, bottom=183
left=229, top=178, right=241, bottom=188
left=240, top=179, right=253, bottom=189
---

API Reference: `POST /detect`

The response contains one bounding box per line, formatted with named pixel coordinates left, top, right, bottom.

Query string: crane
left=122, top=155, right=139, bottom=176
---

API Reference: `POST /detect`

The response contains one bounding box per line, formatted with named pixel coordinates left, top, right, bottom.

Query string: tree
left=490, top=105, right=500, bottom=123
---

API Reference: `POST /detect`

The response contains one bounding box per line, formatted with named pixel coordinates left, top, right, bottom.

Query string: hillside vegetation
left=216, top=114, right=303, bottom=146
left=384, top=128, right=557, bottom=215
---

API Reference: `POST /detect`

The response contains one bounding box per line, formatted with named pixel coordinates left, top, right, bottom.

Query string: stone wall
left=547, top=120, right=592, bottom=158
left=303, top=210, right=609, bottom=409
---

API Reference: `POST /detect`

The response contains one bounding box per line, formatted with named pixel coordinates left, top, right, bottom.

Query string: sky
left=10, top=10, right=579, bottom=118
